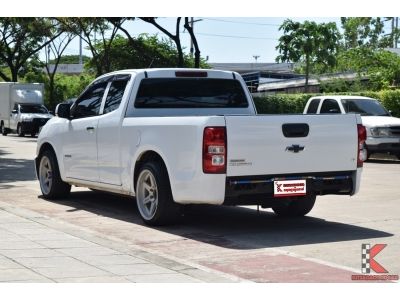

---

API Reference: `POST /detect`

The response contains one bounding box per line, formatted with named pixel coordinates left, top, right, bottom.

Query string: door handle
left=86, top=126, right=95, bottom=131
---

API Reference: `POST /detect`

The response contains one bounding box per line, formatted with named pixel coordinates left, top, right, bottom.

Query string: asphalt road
left=0, top=134, right=399, bottom=282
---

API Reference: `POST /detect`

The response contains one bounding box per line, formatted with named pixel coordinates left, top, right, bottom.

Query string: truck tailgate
left=225, top=114, right=358, bottom=176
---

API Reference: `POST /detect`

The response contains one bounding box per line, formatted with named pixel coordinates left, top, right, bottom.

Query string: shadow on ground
left=0, top=148, right=36, bottom=186
left=366, top=159, right=400, bottom=165
left=40, top=190, right=394, bottom=250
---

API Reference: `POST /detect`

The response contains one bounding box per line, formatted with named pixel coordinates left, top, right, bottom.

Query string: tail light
left=203, top=127, right=226, bottom=173
left=357, top=124, right=367, bottom=167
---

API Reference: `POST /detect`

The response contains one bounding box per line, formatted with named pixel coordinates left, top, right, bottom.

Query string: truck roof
left=308, top=95, right=377, bottom=101
left=94, top=68, right=239, bottom=81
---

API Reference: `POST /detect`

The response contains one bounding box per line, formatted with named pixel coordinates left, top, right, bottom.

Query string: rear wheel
left=1, top=123, right=7, bottom=136
left=135, top=160, right=181, bottom=225
left=17, top=124, right=24, bottom=137
left=272, top=194, right=316, bottom=217
left=38, top=150, right=71, bottom=199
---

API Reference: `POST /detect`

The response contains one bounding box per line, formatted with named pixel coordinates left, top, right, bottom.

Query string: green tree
left=337, top=48, right=400, bottom=90
left=58, top=17, right=125, bottom=76
left=276, top=19, right=340, bottom=92
left=139, top=18, right=184, bottom=67
left=43, top=30, right=75, bottom=108
left=340, top=17, right=392, bottom=49
left=49, top=55, right=90, bottom=64
left=87, top=35, right=209, bottom=71
left=0, top=17, right=63, bottom=82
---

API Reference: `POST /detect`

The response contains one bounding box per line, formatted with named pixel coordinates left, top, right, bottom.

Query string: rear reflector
left=175, top=71, right=208, bottom=78
left=357, top=124, right=367, bottom=167
left=203, top=127, right=226, bottom=174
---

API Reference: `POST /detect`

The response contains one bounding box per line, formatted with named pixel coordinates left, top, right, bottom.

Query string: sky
left=58, top=17, right=396, bottom=64
left=2, top=0, right=397, bottom=65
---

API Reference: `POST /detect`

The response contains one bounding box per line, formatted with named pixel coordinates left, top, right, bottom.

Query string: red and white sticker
left=274, top=180, right=306, bottom=197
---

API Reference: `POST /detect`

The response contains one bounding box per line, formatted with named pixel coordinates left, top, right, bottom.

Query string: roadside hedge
left=253, top=90, right=400, bottom=117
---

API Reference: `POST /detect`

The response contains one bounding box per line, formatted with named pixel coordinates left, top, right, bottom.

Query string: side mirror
left=55, top=103, right=71, bottom=119
left=388, top=110, right=392, bottom=116
left=11, top=109, right=18, bottom=114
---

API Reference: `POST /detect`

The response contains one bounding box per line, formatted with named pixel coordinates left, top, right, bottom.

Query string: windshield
left=341, top=99, right=389, bottom=116
left=19, top=104, right=49, bottom=114
left=135, top=78, right=249, bottom=108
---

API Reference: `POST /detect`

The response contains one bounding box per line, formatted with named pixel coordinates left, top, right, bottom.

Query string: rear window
left=134, top=78, right=248, bottom=108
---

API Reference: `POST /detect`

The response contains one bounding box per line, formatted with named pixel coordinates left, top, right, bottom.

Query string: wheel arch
left=133, top=150, right=171, bottom=194
left=35, top=142, right=58, bottom=178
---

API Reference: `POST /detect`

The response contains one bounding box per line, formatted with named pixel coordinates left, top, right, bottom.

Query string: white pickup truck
left=304, top=95, right=400, bottom=159
left=35, top=69, right=366, bottom=225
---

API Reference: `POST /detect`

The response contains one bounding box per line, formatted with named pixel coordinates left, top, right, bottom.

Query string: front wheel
left=38, top=150, right=71, bottom=199
left=136, top=161, right=181, bottom=225
left=272, top=194, right=316, bottom=217
left=1, top=123, right=7, bottom=136
left=17, top=124, right=24, bottom=137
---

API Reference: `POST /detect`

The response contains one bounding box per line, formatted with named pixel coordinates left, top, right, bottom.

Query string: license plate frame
left=274, top=179, right=306, bottom=197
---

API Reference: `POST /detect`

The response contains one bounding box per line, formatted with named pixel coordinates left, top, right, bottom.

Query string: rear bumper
left=224, top=171, right=355, bottom=206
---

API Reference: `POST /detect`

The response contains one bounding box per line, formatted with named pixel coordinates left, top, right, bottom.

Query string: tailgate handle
left=282, top=123, right=309, bottom=138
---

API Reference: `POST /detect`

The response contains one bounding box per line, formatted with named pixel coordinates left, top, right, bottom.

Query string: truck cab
left=304, top=95, right=400, bottom=159
left=9, top=103, right=53, bottom=137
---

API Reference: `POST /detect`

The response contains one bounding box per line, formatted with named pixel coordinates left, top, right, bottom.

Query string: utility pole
left=79, top=34, right=83, bottom=65
left=189, top=18, right=203, bottom=58
left=396, top=17, right=399, bottom=48
left=392, top=17, right=396, bottom=48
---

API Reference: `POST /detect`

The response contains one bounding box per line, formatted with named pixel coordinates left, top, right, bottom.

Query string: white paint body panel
left=225, top=114, right=359, bottom=176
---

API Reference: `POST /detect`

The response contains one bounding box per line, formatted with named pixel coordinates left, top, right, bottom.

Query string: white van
left=0, top=82, right=52, bottom=137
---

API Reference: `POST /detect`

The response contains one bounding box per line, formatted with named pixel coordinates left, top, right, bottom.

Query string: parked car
left=35, top=69, right=366, bottom=225
left=0, top=82, right=52, bottom=137
left=304, top=95, right=400, bottom=159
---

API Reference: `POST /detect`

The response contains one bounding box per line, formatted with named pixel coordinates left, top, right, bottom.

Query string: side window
left=306, top=99, right=320, bottom=114
left=72, top=82, right=108, bottom=118
left=320, top=99, right=341, bottom=114
left=103, top=80, right=129, bottom=114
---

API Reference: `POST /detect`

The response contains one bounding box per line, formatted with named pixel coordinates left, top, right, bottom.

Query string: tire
left=17, top=124, right=24, bottom=137
left=135, top=160, right=181, bottom=225
left=38, top=150, right=71, bottom=199
left=272, top=194, right=316, bottom=217
left=1, top=123, right=7, bottom=136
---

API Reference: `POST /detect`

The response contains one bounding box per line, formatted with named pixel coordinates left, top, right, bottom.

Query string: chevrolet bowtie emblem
left=286, top=145, right=305, bottom=153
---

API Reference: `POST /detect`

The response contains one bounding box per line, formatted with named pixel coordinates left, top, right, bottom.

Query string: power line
left=185, top=31, right=278, bottom=41
left=202, top=17, right=280, bottom=27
